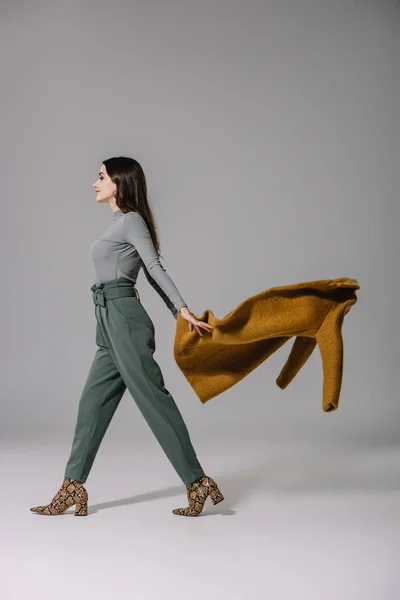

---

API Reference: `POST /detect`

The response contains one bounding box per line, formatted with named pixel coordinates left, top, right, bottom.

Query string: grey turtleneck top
left=90, top=209, right=187, bottom=319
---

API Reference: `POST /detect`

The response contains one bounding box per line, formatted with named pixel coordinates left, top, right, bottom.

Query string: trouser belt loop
left=93, top=288, right=106, bottom=307
left=91, top=282, right=140, bottom=307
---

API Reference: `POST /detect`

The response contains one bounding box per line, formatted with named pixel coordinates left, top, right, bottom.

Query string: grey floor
left=1, top=438, right=398, bottom=600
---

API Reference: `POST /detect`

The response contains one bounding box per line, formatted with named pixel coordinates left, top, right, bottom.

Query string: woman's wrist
left=179, top=305, right=189, bottom=314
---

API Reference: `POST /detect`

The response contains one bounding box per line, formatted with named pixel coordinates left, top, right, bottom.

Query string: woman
left=30, top=156, right=224, bottom=517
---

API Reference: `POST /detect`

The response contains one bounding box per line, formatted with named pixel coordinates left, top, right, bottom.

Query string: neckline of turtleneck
left=112, top=209, right=122, bottom=218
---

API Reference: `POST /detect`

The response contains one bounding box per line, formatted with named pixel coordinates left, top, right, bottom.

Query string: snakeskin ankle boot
left=172, top=475, right=224, bottom=516
left=30, top=477, right=88, bottom=516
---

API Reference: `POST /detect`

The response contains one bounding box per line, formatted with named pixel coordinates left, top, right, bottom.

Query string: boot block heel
left=75, top=501, right=88, bottom=516
left=209, top=486, right=224, bottom=505
left=74, top=489, right=89, bottom=516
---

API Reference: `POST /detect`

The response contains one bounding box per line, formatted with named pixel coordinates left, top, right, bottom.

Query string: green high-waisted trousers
left=64, top=279, right=206, bottom=485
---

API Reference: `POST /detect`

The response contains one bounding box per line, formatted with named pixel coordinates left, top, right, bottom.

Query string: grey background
left=1, top=0, right=398, bottom=445
left=1, top=2, right=399, bottom=600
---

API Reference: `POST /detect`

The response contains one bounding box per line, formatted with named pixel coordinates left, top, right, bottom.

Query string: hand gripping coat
left=173, top=277, right=360, bottom=412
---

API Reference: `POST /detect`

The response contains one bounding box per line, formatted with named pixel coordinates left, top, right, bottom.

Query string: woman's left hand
left=179, top=306, right=214, bottom=336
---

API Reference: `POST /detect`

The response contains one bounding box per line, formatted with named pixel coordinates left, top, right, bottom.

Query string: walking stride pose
left=30, top=156, right=224, bottom=517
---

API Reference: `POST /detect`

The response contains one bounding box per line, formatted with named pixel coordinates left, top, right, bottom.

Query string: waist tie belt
left=91, top=281, right=141, bottom=307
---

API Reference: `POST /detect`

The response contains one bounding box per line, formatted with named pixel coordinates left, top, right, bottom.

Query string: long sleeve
left=123, top=212, right=188, bottom=319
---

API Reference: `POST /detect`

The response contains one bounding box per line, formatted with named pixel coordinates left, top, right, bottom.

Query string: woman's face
left=93, top=164, right=117, bottom=203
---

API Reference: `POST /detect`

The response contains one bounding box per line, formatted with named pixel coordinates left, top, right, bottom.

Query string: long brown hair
left=102, top=156, right=162, bottom=257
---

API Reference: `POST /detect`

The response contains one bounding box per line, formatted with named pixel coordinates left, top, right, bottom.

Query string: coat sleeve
left=123, top=212, right=188, bottom=319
